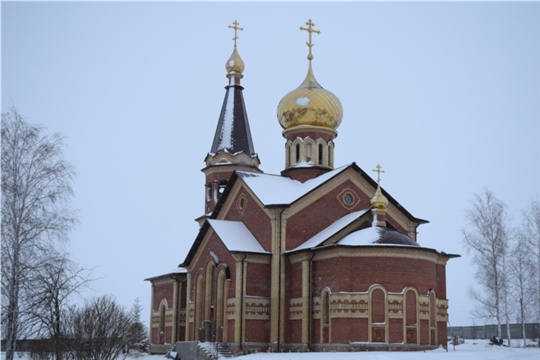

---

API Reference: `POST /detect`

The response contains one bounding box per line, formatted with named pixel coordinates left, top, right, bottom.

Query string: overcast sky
left=2, top=1, right=539, bottom=327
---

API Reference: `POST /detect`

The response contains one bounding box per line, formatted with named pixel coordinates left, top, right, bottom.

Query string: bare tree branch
left=2, top=108, right=78, bottom=360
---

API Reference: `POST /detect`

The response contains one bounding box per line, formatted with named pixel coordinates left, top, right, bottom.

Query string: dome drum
left=284, top=136, right=334, bottom=170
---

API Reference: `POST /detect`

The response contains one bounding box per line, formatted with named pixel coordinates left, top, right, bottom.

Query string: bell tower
left=199, top=21, right=261, bottom=224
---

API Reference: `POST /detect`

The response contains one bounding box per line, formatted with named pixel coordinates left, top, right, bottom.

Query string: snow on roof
left=237, top=163, right=353, bottom=206
left=144, top=267, right=187, bottom=281
left=208, top=219, right=268, bottom=254
left=338, top=226, right=381, bottom=246
left=337, top=227, right=420, bottom=247
left=217, top=86, right=235, bottom=151
left=290, top=209, right=371, bottom=252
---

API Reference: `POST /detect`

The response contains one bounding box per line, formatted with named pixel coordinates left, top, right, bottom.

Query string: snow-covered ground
left=2, top=340, right=538, bottom=360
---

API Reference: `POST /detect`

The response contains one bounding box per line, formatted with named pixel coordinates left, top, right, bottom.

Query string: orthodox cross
left=228, top=20, right=243, bottom=48
left=300, top=19, right=320, bottom=61
left=373, top=164, right=385, bottom=185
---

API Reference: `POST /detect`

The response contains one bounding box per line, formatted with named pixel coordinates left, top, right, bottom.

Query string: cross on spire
left=373, top=164, right=385, bottom=185
left=228, top=20, right=243, bottom=48
left=300, top=19, right=320, bottom=61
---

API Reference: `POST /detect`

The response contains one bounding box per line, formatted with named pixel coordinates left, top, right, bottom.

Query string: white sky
left=2, top=2, right=539, bottom=327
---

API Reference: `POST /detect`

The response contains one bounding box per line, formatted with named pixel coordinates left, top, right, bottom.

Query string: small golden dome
left=371, top=185, right=389, bottom=210
left=277, top=64, right=343, bottom=130
left=225, top=47, right=245, bottom=75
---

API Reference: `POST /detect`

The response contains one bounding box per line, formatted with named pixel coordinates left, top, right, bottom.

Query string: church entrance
left=201, top=319, right=216, bottom=342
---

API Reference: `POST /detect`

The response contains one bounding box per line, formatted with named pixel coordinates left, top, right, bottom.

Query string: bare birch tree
left=509, top=230, right=535, bottom=347
left=1, top=108, right=77, bottom=360
left=521, top=198, right=540, bottom=324
left=521, top=198, right=540, bottom=346
left=462, top=189, right=509, bottom=338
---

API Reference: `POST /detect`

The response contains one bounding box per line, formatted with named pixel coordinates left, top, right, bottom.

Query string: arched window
left=205, top=263, right=215, bottom=320
left=370, top=286, right=387, bottom=343
left=405, top=289, right=417, bottom=326
left=195, top=276, right=203, bottom=340
left=216, top=271, right=226, bottom=342
left=306, top=143, right=312, bottom=162
left=322, top=290, right=330, bottom=325
left=296, top=144, right=300, bottom=163
left=159, top=303, right=166, bottom=343
left=218, top=181, right=227, bottom=198
left=328, top=145, right=332, bottom=167
left=318, top=144, right=323, bottom=165
left=206, top=183, right=212, bottom=202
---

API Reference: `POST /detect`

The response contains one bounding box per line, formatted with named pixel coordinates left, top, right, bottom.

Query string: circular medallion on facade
left=343, top=193, right=353, bottom=205
left=338, top=188, right=359, bottom=209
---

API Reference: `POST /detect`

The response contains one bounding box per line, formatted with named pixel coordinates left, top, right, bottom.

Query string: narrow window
left=218, top=181, right=227, bottom=198
left=295, top=144, right=300, bottom=163
left=328, top=145, right=332, bottom=167
left=206, top=184, right=211, bottom=202
left=318, top=144, right=323, bottom=165
left=306, top=143, right=312, bottom=162
left=159, top=304, right=166, bottom=344
left=323, top=291, right=330, bottom=325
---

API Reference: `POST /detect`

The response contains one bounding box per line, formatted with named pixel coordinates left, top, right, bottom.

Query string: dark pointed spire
left=209, top=83, right=256, bottom=157
left=199, top=21, right=261, bottom=224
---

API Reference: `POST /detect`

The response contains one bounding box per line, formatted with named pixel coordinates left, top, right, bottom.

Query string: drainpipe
left=240, top=254, right=247, bottom=352
left=277, top=207, right=286, bottom=351
left=308, top=251, right=316, bottom=351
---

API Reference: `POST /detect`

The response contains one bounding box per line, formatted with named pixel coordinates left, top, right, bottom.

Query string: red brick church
left=145, top=20, right=458, bottom=354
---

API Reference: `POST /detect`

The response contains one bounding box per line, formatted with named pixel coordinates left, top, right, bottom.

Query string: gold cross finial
left=373, top=164, right=385, bottom=185
left=300, top=19, right=320, bottom=61
left=228, top=20, right=243, bottom=48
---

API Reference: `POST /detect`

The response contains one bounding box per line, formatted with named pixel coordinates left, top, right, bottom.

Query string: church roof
left=288, top=209, right=420, bottom=254
left=235, top=162, right=428, bottom=227
left=237, top=163, right=351, bottom=206
left=290, top=209, right=371, bottom=252
left=144, top=267, right=187, bottom=282
left=180, top=218, right=269, bottom=267
left=209, top=83, right=257, bottom=157
left=207, top=219, right=268, bottom=254
left=337, top=227, right=420, bottom=247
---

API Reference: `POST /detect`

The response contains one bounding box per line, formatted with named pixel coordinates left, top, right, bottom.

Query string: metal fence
left=448, top=323, right=539, bottom=340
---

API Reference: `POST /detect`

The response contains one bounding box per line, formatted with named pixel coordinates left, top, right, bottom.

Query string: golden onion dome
left=277, top=64, right=343, bottom=130
left=371, top=185, right=389, bottom=210
left=225, top=47, right=244, bottom=75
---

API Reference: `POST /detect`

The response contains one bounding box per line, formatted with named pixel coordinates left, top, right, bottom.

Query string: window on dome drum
left=306, top=143, right=312, bottom=162
left=318, top=144, right=323, bottom=165
left=296, top=144, right=300, bottom=163
left=328, top=145, right=332, bottom=167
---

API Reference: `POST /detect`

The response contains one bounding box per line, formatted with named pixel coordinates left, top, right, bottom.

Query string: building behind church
left=145, top=20, right=459, bottom=355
